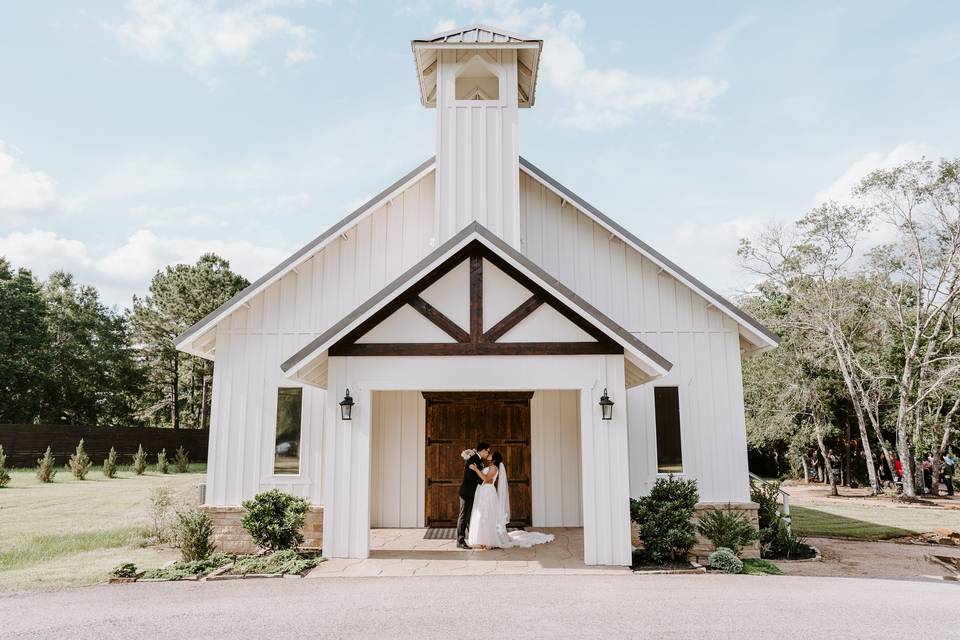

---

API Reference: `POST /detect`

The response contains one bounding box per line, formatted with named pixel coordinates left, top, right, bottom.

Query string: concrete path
left=2, top=574, right=957, bottom=639
left=308, top=527, right=631, bottom=577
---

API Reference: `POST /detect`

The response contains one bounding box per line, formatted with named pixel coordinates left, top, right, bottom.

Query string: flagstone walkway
left=305, top=528, right=632, bottom=577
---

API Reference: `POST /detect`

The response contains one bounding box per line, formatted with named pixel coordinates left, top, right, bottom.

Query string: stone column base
left=202, top=505, right=324, bottom=555
left=690, top=501, right=760, bottom=563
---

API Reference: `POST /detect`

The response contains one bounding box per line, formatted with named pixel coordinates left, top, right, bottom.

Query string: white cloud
left=0, top=228, right=289, bottom=307
left=432, top=19, right=458, bottom=34
left=0, top=142, right=82, bottom=227
left=455, top=1, right=728, bottom=130
left=813, top=142, right=935, bottom=205
left=108, top=0, right=317, bottom=71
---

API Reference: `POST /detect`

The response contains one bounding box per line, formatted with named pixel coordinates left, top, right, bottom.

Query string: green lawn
left=790, top=503, right=960, bottom=540
left=0, top=465, right=206, bottom=592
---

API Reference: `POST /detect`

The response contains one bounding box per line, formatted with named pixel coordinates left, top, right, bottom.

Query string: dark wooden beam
left=409, top=296, right=470, bottom=343
left=469, top=253, right=483, bottom=343
left=329, top=341, right=623, bottom=357
left=483, top=295, right=544, bottom=343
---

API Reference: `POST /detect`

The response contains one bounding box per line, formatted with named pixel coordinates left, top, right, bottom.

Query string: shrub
left=697, top=507, right=759, bottom=556
left=36, top=446, right=57, bottom=483
left=110, top=562, right=142, bottom=579
left=241, top=489, right=310, bottom=551
left=708, top=547, right=743, bottom=574
left=174, top=509, right=214, bottom=562
left=174, top=446, right=190, bottom=473
left=132, top=444, right=147, bottom=475
left=149, top=486, right=174, bottom=543
left=141, top=553, right=232, bottom=580
left=232, top=549, right=321, bottom=575
left=102, top=447, right=118, bottom=479
left=156, top=448, right=168, bottom=474
left=741, top=558, right=783, bottom=576
left=749, top=478, right=809, bottom=559
left=0, top=445, right=10, bottom=488
left=630, top=475, right=700, bottom=564
left=68, top=439, right=93, bottom=479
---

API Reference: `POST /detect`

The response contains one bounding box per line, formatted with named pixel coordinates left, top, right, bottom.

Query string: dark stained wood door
left=423, top=391, right=532, bottom=527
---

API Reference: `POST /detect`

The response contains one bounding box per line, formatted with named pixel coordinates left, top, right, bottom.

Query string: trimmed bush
left=0, top=445, right=10, bottom=488
left=630, top=475, right=700, bottom=564
left=241, top=489, right=310, bottom=551
left=156, top=448, right=168, bottom=474
left=708, top=547, right=743, bottom=574
left=132, top=444, right=147, bottom=475
left=102, top=447, right=118, bottom=479
left=174, top=446, right=190, bottom=473
left=68, top=439, right=93, bottom=480
left=175, top=509, right=214, bottom=562
left=36, top=446, right=57, bottom=483
left=697, top=507, right=759, bottom=556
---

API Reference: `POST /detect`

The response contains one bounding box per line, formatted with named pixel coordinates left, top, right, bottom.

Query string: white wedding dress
left=467, top=464, right=555, bottom=549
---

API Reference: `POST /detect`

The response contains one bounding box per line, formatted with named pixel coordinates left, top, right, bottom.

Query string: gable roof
left=281, top=222, right=672, bottom=388
left=415, top=24, right=537, bottom=45
left=175, top=155, right=777, bottom=359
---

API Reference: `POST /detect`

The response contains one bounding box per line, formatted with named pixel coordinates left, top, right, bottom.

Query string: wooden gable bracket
left=328, top=240, right=623, bottom=357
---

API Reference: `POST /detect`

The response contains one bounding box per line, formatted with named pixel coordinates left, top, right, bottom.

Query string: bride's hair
left=491, top=452, right=503, bottom=467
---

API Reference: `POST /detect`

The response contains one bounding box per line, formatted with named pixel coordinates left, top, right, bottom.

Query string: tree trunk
left=830, top=336, right=879, bottom=494
left=801, top=454, right=810, bottom=484
left=200, top=372, right=210, bottom=430
left=814, top=425, right=839, bottom=496
left=844, top=419, right=852, bottom=486
left=172, top=352, right=180, bottom=430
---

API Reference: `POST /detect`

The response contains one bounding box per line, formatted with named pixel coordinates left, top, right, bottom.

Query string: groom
left=456, top=441, right=490, bottom=549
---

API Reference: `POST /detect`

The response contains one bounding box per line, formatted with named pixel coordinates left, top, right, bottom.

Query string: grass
left=742, top=558, right=782, bottom=576
left=0, top=466, right=206, bottom=592
left=791, top=505, right=920, bottom=540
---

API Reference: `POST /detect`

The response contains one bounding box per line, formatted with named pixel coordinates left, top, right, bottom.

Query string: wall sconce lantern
left=599, top=388, right=614, bottom=421
left=339, top=389, right=355, bottom=421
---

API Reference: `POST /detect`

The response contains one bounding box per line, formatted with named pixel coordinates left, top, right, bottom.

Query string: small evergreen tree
left=68, top=438, right=93, bottom=479
left=36, top=446, right=57, bottom=482
left=132, top=444, right=147, bottom=475
left=102, top=447, right=118, bottom=479
left=630, top=475, right=700, bottom=565
left=241, top=490, right=310, bottom=551
left=175, top=509, right=214, bottom=561
left=156, top=448, right=168, bottom=474
left=0, top=445, right=10, bottom=488
left=174, top=446, right=189, bottom=473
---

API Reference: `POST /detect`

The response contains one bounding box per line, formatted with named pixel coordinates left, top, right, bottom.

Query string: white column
left=579, top=355, right=632, bottom=566
left=321, top=357, right=372, bottom=559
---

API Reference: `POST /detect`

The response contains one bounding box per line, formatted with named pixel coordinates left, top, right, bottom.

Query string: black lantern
left=599, top=388, right=614, bottom=420
left=339, top=389, right=355, bottom=421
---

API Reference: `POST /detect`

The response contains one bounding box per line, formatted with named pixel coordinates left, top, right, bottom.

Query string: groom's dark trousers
left=457, top=453, right=483, bottom=542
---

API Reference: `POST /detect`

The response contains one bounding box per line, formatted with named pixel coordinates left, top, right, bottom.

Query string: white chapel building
left=175, top=25, right=778, bottom=566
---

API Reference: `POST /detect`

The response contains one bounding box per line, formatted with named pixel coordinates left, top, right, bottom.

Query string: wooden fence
left=0, top=424, right=209, bottom=468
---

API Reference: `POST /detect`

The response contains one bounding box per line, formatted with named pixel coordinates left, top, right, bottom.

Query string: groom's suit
left=456, top=452, right=483, bottom=544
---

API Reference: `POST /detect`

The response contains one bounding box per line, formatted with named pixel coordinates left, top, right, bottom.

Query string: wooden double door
left=423, top=391, right=532, bottom=527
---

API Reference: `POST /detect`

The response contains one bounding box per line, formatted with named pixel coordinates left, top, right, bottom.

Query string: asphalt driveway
left=2, top=574, right=956, bottom=639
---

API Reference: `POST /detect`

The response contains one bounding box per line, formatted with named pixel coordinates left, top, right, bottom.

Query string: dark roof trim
left=174, top=156, right=436, bottom=350
left=281, top=221, right=672, bottom=375
left=518, top=156, right=780, bottom=347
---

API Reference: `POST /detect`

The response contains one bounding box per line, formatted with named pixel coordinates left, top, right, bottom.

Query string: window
left=274, top=388, right=303, bottom=474
left=654, top=387, right=682, bottom=473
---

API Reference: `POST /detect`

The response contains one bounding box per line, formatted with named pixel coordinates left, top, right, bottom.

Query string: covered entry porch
left=280, top=224, right=672, bottom=565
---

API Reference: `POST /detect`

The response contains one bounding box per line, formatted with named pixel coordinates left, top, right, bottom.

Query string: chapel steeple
left=412, top=25, right=543, bottom=249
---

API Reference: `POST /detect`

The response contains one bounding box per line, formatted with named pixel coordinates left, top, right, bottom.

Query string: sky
left=1, top=0, right=958, bottom=308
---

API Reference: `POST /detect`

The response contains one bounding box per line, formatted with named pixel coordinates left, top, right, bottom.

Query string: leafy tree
left=0, top=259, right=49, bottom=423
left=39, top=271, right=143, bottom=426
left=131, top=254, right=248, bottom=428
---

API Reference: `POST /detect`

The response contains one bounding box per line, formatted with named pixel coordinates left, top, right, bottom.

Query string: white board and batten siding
left=206, top=171, right=437, bottom=506
left=519, top=172, right=752, bottom=503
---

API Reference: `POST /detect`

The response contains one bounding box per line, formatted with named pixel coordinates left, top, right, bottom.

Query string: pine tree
left=174, top=446, right=190, bottom=473
left=103, top=447, right=118, bottom=479
left=36, top=446, right=57, bottom=482
left=132, top=444, right=147, bottom=475
left=131, top=255, right=248, bottom=429
left=156, top=448, right=168, bottom=474
left=68, top=438, right=93, bottom=479
left=0, top=445, right=10, bottom=488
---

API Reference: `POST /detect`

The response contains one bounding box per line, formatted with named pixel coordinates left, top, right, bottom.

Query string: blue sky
left=1, top=1, right=957, bottom=307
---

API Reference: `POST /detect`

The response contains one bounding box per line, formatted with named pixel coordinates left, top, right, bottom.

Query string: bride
left=466, top=451, right=555, bottom=550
